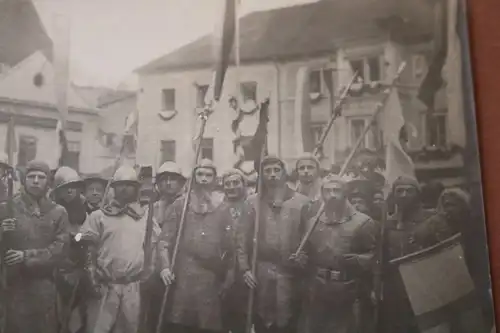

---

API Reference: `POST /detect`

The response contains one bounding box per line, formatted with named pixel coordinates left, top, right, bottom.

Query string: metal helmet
left=157, top=161, right=185, bottom=181
left=83, top=174, right=108, bottom=188
left=53, top=166, right=84, bottom=191
left=194, top=158, right=217, bottom=176
left=111, top=165, right=140, bottom=187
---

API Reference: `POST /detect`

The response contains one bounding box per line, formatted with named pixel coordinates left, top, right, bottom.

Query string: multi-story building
left=134, top=0, right=463, bottom=185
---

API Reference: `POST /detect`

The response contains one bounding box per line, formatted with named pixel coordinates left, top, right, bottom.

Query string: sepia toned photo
left=0, top=0, right=494, bottom=332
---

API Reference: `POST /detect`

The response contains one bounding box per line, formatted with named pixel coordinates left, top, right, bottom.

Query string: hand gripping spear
left=155, top=106, right=213, bottom=333
left=292, top=62, right=407, bottom=258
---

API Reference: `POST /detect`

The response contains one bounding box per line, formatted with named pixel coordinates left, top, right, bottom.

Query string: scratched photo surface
left=0, top=0, right=494, bottom=332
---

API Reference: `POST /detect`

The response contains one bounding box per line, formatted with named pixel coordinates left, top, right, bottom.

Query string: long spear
left=155, top=107, right=212, bottom=333
left=312, top=71, right=358, bottom=157
left=244, top=103, right=269, bottom=333
left=292, top=62, right=407, bottom=257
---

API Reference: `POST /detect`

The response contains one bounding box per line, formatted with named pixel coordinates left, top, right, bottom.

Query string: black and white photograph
left=0, top=0, right=495, bottom=332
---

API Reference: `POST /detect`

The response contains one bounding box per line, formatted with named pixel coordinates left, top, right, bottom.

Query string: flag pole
left=312, top=71, right=358, bottom=157
left=245, top=135, right=266, bottom=333
left=155, top=107, right=212, bottom=333
left=293, top=62, right=407, bottom=257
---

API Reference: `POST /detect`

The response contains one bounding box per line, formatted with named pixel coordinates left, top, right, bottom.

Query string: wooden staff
left=155, top=108, right=211, bottom=333
left=293, top=62, right=407, bottom=257
left=244, top=138, right=267, bottom=333
left=312, top=71, right=358, bottom=156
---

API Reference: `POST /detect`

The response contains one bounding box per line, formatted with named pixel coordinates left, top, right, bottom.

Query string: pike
left=312, top=71, right=358, bottom=157
left=155, top=107, right=212, bottom=333
left=292, top=62, right=407, bottom=258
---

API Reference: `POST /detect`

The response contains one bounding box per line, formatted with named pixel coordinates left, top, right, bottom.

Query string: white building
left=134, top=0, right=463, bottom=184
left=0, top=51, right=138, bottom=175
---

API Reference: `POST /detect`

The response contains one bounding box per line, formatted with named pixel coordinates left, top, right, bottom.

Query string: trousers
left=86, top=282, right=141, bottom=333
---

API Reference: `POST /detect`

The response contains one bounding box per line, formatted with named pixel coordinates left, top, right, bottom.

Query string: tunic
left=3, top=191, right=70, bottom=333
left=79, top=203, right=161, bottom=333
left=380, top=207, right=436, bottom=333
left=297, top=200, right=377, bottom=333
left=236, top=187, right=309, bottom=328
left=157, top=191, right=232, bottom=331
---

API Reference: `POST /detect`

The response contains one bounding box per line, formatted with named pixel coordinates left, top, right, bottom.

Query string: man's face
left=350, top=196, right=369, bottom=214
left=373, top=192, right=384, bottom=207
left=25, top=171, right=48, bottom=198
left=442, top=195, right=463, bottom=221
left=58, top=186, right=80, bottom=203
left=394, top=184, right=419, bottom=208
left=194, top=167, right=215, bottom=188
left=322, top=182, right=346, bottom=207
left=158, top=174, right=184, bottom=197
left=85, top=182, right=105, bottom=205
left=297, top=159, right=318, bottom=184
left=113, top=183, right=138, bottom=204
left=224, top=174, right=244, bottom=200
left=263, top=162, right=285, bottom=187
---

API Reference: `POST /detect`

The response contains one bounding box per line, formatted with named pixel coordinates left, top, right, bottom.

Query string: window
left=200, top=138, right=214, bottom=160
left=310, top=123, right=325, bottom=145
left=161, top=88, right=176, bottom=111
left=67, top=141, right=80, bottom=171
left=161, top=140, right=176, bottom=163
left=123, top=134, right=136, bottom=155
left=350, top=60, right=365, bottom=80
left=349, top=56, right=382, bottom=82
left=428, top=113, right=447, bottom=147
left=17, top=135, right=37, bottom=167
left=412, top=54, right=426, bottom=80
left=240, top=82, right=257, bottom=102
left=196, top=85, right=209, bottom=108
left=349, top=118, right=367, bottom=149
left=309, top=70, right=322, bottom=94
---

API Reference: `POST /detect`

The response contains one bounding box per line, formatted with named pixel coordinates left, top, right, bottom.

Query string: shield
left=390, top=234, right=487, bottom=333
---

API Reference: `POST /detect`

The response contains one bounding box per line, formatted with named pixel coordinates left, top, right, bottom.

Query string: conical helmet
left=111, top=165, right=140, bottom=187
left=194, top=158, right=217, bottom=175
left=157, top=161, right=185, bottom=181
left=83, top=174, right=108, bottom=188
left=53, top=166, right=84, bottom=191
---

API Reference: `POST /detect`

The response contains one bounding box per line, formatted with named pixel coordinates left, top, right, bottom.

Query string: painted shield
left=390, top=234, right=487, bottom=333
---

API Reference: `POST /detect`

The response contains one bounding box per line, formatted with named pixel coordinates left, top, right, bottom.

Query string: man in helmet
left=293, top=154, right=322, bottom=200
left=79, top=165, right=161, bottom=333
left=219, top=169, right=250, bottom=333
left=52, top=166, right=89, bottom=332
left=142, top=162, right=186, bottom=332
left=236, top=155, right=309, bottom=333
left=83, top=174, right=108, bottom=214
left=378, top=176, right=436, bottom=333
left=295, top=174, right=377, bottom=333
left=157, top=159, right=233, bottom=333
left=0, top=160, right=70, bottom=332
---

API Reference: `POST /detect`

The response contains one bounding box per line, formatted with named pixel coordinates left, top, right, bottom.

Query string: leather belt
left=316, top=268, right=349, bottom=282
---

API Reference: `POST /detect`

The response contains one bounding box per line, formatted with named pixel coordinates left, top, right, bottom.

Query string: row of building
left=0, top=0, right=466, bottom=186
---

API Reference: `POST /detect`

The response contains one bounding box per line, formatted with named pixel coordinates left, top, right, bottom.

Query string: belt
left=316, top=268, right=350, bottom=282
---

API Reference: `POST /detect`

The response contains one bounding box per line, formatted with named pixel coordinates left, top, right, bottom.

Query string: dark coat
left=2, top=191, right=70, bottom=333
left=297, top=200, right=377, bottom=333
left=236, top=186, right=309, bottom=328
left=157, top=191, right=232, bottom=331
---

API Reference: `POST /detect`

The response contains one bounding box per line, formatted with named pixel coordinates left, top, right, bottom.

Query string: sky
left=33, top=0, right=318, bottom=89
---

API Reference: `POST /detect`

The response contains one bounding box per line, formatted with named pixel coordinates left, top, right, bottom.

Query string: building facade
left=135, top=0, right=463, bottom=184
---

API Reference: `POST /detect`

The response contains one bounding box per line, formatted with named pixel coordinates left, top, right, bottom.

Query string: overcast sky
left=33, top=0, right=318, bottom=89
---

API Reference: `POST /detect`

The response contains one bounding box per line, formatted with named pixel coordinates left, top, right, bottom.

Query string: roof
left=0, top=0, right=52, bottom=67
left=97, top=90, right=136, bottom=108
left=0, top=51, right=96, bottom=114
left=136, top=0, right=434, bottom=74
left=72, top=85, right=115, bottom=108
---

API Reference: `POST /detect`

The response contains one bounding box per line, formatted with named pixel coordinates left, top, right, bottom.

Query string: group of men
left=0, top=152, right=492, bottom=333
